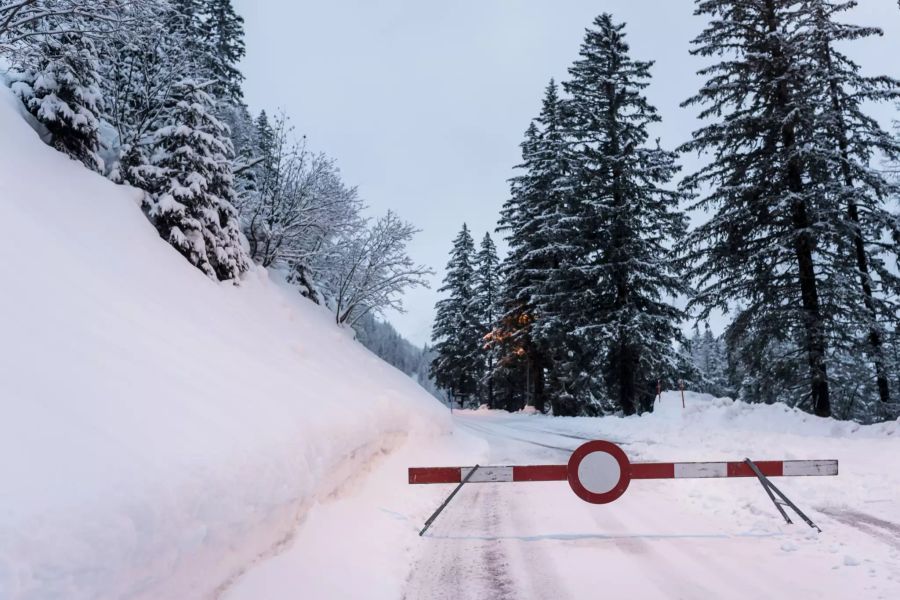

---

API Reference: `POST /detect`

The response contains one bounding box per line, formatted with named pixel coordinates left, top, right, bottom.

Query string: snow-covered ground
left=0, top=84, right=448, bottom=599
left=229, top=393, right=900, bottom=600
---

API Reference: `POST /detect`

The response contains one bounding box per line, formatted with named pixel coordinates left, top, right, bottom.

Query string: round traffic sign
left=567, top=440, right=631, bottom=504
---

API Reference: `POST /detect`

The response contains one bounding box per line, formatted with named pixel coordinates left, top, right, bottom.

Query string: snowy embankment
left=0, top=84, right=448, bottom=599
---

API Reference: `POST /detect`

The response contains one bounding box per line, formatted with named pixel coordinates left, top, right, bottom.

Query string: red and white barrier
left=408, top=459, right=837, bottom=484
left=409, top=440, right=838, bottom=504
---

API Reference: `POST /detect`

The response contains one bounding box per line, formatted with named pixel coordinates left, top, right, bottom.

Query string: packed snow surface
left=228, top=393, right=900, bottom=600
left=0, top=84, right=447, bottom=599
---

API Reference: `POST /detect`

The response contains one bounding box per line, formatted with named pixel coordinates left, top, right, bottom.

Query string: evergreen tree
left=10, top=17, right=104, bottom=171
left=143, top=78, right=249, bottom=281
left=223, top=103, right=256, bottom=169
left=804, top=0, right=900, bottom=409
left=431, top=224, right=482, bottom=407
left=473, top=233, right=501, bottom=407
left=560, top=14, right=690, bottom=415
left=689, top=325, right=731, bottom=398
left=200, top=0, right=246, bottom=103
left=497, top=80, right=571, bottom=414
left=681, top=0, right=834, bottom=417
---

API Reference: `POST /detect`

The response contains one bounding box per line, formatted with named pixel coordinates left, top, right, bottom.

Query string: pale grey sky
left=234, top=0, right=900, bottom=346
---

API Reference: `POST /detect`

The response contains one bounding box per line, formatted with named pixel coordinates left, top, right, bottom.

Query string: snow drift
left=0, top=84, right=447, bottom=599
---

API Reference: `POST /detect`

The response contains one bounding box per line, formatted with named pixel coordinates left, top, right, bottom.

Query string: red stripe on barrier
left=411, top=459, right=803, bottom=484
left=513, top=465, right=568, bottom=482
left=727, top=460, right=783, bottom=477
left=409, top=467, right=461, bottom=484
left=631, top=462, right=675, bottom=479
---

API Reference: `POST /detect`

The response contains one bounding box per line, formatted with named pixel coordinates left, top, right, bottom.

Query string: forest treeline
left=431, top=4, right=900, bottom=424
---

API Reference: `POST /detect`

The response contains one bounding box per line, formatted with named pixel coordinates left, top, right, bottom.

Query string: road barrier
left=410, top=440, right=837, bottom=532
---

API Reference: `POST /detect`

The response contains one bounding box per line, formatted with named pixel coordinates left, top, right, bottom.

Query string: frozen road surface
left=226, top=393, right=900, bottom=600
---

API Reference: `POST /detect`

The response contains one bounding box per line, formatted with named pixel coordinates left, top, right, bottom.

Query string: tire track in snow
left=403, top=485, right=518, bottom=600
left=818, top=508, right=900, bottom=551
left=455, top=418, right=581, bottom=455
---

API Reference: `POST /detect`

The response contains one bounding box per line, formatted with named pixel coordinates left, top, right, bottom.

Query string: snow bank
left=0, top=84, right=448, bottom=599
left=649, top=391, right=899, bottom=438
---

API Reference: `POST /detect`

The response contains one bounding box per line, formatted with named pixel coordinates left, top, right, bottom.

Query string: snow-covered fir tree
left=681, top=0, right=835, bottom=417
left=431, top=224, right=483, bottom=407
left=803, top=0, right=900, bottom=413
left=689, top=325, right=731, bottom=398
left=9, top=15, right=104, bottom=171
left=473, top=233, right=501, bottom=407
left=496, top=81, right=571, bottom=414
left=143, top=78, right=249, bottom=281
left=199, top=0, right=246, bottom=103
left=559, top=13, right=690, bottom=415
left=683, top=0, right=900, bottom=420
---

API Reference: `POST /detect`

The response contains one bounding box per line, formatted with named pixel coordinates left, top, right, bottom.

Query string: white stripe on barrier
left=783, top=460, right=838, bottom=476
left=674, top=462, right=728, bottom=478
left=462, top=466, right=514, bottom=482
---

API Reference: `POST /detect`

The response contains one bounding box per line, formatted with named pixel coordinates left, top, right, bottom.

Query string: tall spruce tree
left=474, top=233, right=501, bottom=408
left=497, top=81, right=571, bottom=414
left=681, top=0, right=834, bottom=417
left=558, top=14, right=689, bottom=415
left=200, top=0, right=246, bottom=103
left=564, top=14, right=689, bottom=415
left=803, top=0, right=900, bottom=410
left=431, top=225, right=482, bottom=406
left=143, top=78, right=249, bottom=281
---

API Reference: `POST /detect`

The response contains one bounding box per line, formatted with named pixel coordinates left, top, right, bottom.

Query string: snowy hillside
left=0, top=84, right=448, bottom=599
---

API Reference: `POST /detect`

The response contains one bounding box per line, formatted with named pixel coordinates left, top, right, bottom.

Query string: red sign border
left=567, top=440, right=632, bottom=504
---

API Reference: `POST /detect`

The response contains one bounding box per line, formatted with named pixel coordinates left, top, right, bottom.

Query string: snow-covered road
left=406, top=413, right=829, bottom=599
left=226, top=395, right=900, bottom=600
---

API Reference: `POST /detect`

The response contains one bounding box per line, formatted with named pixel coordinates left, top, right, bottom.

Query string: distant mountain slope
left=354, top=314, right=443, bottom=400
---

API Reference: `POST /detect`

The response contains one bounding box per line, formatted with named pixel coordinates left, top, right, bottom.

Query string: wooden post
left=679, top=379, right=685, bottom=409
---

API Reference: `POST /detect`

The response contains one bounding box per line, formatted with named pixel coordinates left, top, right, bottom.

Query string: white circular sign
left=577, top=450, right=622, bottom=494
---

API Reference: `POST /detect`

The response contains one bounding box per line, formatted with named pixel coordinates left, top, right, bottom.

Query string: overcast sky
left=234, top=0, right=900, bottom=346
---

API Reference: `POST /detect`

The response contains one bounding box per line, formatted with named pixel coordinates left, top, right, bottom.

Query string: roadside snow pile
left=650, top=391, right=899, bottom=438
left=0, top=84, right=447, bottom=600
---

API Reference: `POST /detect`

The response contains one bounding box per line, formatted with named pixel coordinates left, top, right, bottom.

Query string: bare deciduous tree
left=239, top=112, right=364, bottom=270
left=329, top=211, right=432, bottom=327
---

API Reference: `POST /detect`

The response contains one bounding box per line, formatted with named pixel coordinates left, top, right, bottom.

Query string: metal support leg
left=745, top=458, right=821, bottom=532
left=419, top=465, right=480, bottom=537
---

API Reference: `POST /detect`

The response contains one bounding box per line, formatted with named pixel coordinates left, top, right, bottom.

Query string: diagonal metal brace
left=419, top=464, right=480, bottom=536
left=745, top=458, right=821, bottom=532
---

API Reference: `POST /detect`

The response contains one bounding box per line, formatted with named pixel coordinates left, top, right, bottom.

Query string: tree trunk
left=525, top=354, right=545, bottom=413
left=486, top=355, right=495, bottom=409
left=820, top=37, right=892, bottom=405
left=532, top=355, right=545, bottom=413
left=765, top=0, right=831, bottom=417
left=790, top=198, right=831, bottom=417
